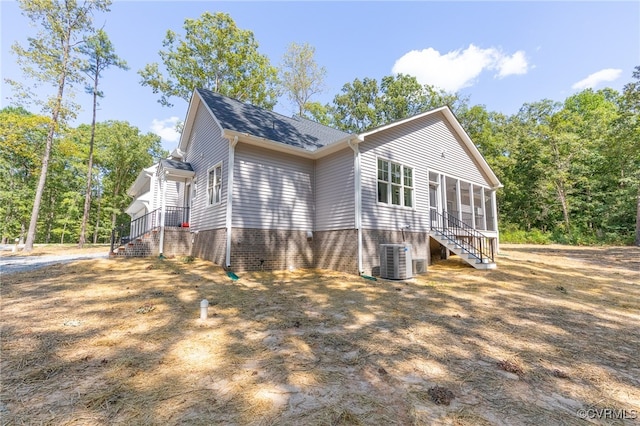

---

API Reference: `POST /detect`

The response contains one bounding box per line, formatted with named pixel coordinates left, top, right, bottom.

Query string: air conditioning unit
left=412, top=258, right=427, bottom=275
left=379, top=244, right=413, bottom=280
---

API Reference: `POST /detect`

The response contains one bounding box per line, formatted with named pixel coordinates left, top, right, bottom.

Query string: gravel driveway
left=0, top=252, right=108, bottom=275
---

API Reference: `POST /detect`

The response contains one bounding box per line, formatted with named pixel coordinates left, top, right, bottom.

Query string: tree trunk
left=111, top=182, right=121, bottom=230
left=93, top=187, right=101, bottom=244
left=45, top=192, right=55, bottom=244
left=78, top=71, right=100, bottom=248
left=556, top=180, right=571, bottom=236
left=23, top=32, right=71, bottom=252
left=635, top=183, right=640, bottom=247
left=60, top=220, right=67, bottom=244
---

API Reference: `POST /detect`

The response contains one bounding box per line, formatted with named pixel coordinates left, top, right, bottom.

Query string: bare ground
left=1, top=244, right=639, bottom=425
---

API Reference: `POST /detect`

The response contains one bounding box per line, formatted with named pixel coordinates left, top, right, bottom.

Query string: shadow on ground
left=1, top=244, right=639, bottom=425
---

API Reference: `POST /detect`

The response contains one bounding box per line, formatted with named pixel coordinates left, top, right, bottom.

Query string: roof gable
left=360, top=106, right=502, bottom=188
left=195, top=88, right=350, bottom=152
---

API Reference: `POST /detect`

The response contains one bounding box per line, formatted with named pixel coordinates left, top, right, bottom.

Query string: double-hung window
left=207, top=163, right=222, bottom=206
left=377, top=158, right=413, bottom=208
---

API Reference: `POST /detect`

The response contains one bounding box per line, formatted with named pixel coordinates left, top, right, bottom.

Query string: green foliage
left=330, top=74, right=466, bottom=133
left=499, top=225, right=553, bottom=245
left=8, top=0, right=112, bottom=251
left=0, top=108, right=50, bottom=242
left=78, top=28, right=128, bottom=247
left=139, top=12, right=278, bottom=109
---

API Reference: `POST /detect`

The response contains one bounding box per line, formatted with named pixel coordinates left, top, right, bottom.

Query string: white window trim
left=377, top=157, right=414, bottom=209
left=206, top=162, right=223, bottom=207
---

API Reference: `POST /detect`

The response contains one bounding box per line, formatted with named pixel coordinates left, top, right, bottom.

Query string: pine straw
left=1, top=244, right=639, bottom=425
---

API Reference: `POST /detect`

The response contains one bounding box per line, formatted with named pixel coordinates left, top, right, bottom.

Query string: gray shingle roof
left=160, top=158, right=193, bottom=172
left=196, top=88, right=351, bottom=152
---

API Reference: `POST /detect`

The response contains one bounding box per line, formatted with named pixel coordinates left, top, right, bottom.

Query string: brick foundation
left=162, top=228, right=192, bottom=257
left=230, top=228, right=313, bottom=272
left=313, top=229, right=358, bottom=274
left=111, top=228, right=192, bottom=258
left=191, top=228, right=226, bottom=267
left=115, top=225, right=431, bottom=276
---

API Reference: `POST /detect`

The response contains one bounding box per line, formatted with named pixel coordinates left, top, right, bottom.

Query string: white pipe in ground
left=200, top=299, right=209, bottom=320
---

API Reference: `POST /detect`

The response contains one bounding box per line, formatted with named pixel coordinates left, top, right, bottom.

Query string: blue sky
left=1, top=1, right=639, bottom=152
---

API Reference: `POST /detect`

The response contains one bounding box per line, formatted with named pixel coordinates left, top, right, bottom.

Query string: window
left=207, top=163, right=222, bottom=206
left=377, top=158, right=413, bottom=207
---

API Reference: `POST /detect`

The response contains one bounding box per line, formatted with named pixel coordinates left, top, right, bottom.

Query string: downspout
left=225, top=136, right=239, bottom=268
left=158, top=172, right=167, bottom=257
left=348, top=137, right=363, bottom=274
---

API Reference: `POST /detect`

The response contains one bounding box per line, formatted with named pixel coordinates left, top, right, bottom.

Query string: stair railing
left=110, top=208, right=161, bottom=252
left=110, top=206, right=191, bottom=252
left=431, top=209, right=495, bottom=263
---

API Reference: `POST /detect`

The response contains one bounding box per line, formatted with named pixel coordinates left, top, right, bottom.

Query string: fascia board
left=222, top=129, right=361, bottom=160
left=222, top=129, right=317, bottom=159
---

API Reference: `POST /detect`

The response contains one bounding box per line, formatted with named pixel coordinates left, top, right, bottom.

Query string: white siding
left=315, top=147, right=355, bottom=231
left=184, top=105, right=228, bottom=231
left=360, top=112, right=492, bottom=231
left=164, top=181, right=181, bottom=206
left=233, top=144, right=314, bottom=230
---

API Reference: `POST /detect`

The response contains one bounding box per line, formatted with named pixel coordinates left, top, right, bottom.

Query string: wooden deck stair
left=430, top=230, right=496, bottom=270
left=431, top=210, right=496, bottom=270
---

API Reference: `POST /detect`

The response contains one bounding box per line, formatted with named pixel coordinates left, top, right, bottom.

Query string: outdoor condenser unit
left=379, top=244, right=413, bottom=280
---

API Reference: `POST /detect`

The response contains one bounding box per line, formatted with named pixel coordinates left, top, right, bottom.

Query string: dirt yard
left=1, top=245, right=639, bottom=425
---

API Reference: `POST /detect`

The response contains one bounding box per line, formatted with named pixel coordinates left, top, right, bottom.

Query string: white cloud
left=391, top=44, right=530, bottom=92
left=496, top=50, right=528, bottom=78
left=571, top=68, right=622, bottom=90
left=150, top=116, right=181, bottom=145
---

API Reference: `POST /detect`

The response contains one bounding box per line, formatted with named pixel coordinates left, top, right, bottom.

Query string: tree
left=0, top=107, right=50, bottom=243
left=377, top=74, right=465, bottom=124
left=330, top=74, right=466, bottom=133
left=92, top=121, right=166, bottom=229
left=280, top=42, right=326, bottom=116
left=139, top=12, right=278, bottom=109
left=331, top=77, right=380, bottom=132
left=614, top=66, right=640, bottom=245
left=503, top=100, right=562, bottom=232
left=7, top=0, right=111, bottom=251
left=77, top=29, right=128, bottom=248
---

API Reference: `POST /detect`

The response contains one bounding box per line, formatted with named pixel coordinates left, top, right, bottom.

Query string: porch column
left=481, top=187, right=487, bottom=230
left=159, top=173, right=167, bottom=257
left=470, top=183, right=476, bottom=229
left=491, top=190, right=498, bottom=232
left=440, top=174, right=447, bottom=227
left=456, top=179, right=462, bottom=222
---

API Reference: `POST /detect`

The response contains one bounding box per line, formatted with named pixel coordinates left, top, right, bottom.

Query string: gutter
left=225, top=136, right=239, bottom=268
left=348, top=136, right=365, bottom=274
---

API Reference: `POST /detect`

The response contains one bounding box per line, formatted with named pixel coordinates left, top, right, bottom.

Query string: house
left=117, top=88, right=502, bottom=274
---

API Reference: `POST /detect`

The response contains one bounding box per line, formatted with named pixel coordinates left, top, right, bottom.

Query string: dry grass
left=1, top=244, right=639, bottom=425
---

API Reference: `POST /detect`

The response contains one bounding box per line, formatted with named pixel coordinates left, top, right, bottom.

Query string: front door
left=429, top=183, right=439, bottom=228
